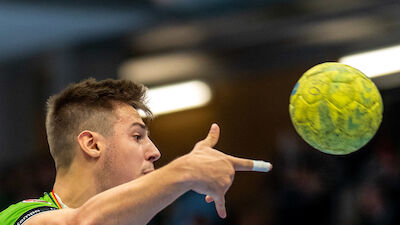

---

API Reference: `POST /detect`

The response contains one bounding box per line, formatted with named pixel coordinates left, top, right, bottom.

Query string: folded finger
left=213, top=196, right=226, bottom=218
left=205, top=195, right=214, bottom=203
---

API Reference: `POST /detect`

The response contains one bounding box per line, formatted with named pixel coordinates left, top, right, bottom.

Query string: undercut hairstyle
left=45, top=78, right=152, bottom=171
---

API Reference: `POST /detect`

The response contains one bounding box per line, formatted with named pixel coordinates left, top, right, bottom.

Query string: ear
left=77, top=130, right=104, bottom=158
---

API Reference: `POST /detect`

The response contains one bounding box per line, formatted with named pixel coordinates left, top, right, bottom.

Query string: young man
left=0, top=78, right=272, bottom=225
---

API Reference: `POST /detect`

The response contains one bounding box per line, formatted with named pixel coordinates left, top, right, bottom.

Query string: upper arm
left=24, top=208, right=79, bottom=225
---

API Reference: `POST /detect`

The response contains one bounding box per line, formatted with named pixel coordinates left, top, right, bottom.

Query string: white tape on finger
left=252, top=160, right=272, bottom=172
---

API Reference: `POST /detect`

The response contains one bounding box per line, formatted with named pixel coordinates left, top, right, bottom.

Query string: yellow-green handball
left=289, top=62, right=383, bottom=155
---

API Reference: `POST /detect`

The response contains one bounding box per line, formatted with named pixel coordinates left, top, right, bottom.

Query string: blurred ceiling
left=1, top=0, right=400, bottom=64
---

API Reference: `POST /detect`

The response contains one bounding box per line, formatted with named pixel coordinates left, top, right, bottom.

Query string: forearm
left=75, top=157, right=191, bottom=225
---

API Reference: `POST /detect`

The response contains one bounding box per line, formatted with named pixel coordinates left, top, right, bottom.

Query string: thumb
left=201, top=123, right=220, bottom=147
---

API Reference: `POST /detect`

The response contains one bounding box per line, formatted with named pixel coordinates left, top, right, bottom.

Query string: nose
left=144, top=139, right=161, bottom=162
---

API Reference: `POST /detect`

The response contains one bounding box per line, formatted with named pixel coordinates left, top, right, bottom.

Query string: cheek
left=108, top=136, right=146, bottom=175
left=118, top=145, right=146, bottom=174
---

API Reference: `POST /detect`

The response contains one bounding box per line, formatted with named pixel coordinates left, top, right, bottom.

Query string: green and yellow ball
left=289, top=62, right=383, bottom=155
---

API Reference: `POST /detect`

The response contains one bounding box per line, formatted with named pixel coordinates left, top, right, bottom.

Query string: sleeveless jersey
left=0, top=192, right=62, bottom=225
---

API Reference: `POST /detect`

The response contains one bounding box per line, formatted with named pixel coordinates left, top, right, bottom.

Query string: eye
left=133, top=134, right=143, bottom=141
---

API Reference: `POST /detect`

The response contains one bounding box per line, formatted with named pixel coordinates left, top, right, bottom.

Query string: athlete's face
left=102, top=103, right=160, bottom=187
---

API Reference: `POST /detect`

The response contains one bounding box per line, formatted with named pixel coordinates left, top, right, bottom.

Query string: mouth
left=142, top=169, right=154, bottom=175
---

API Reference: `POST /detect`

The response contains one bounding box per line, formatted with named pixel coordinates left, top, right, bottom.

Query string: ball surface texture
left=289, top=62, right=383, bottom=155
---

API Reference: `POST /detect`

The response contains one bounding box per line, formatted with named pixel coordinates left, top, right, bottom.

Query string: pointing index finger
left=229, top=156, right=272, bottom=172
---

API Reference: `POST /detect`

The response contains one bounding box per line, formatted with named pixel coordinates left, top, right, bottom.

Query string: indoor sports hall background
left=0, top=1, right=399, bottom=224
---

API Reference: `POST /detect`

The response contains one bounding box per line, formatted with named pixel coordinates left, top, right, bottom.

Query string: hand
left=179, top=123, right=272, bottom=218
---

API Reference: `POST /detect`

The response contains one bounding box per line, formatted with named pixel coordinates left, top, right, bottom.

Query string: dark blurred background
left=0, top=0, right=400, bottom=225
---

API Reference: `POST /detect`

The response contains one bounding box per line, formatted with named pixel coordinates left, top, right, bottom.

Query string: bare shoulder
left=24, top=208, right=79, bottom=225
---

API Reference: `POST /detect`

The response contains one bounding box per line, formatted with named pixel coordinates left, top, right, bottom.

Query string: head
left=46, top=78, right=161, bottom=190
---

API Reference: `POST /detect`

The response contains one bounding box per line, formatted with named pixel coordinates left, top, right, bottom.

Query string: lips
left=142, top=169, right=154, bottom=175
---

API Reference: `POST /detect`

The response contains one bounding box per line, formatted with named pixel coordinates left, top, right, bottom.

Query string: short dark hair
left=45, top=78, right=152, bottom=171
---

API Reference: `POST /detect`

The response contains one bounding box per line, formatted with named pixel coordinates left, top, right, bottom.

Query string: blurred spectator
left=275, top=131, right=335, bottom=225
left=0, top=155, right=55, bottom=211
left=168, top=191, right=221, bottom=225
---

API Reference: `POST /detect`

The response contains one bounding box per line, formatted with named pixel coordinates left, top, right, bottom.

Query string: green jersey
left=0, top=192, right=61, bottom=225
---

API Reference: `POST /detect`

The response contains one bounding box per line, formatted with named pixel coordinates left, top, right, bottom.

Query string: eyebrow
left=130, top=122, right=150, bottom=135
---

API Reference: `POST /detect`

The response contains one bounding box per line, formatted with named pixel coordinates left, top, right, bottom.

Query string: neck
left=53, top=165, right=99, bottom=208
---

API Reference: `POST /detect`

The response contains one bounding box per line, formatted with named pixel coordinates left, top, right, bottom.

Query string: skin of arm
left=25, top=157, right=196, bottom=225
left=25, top=124, right=259, bottom=225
